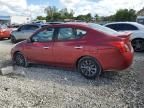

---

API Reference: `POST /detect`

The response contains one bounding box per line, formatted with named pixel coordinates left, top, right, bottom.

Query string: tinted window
left=106, top=24, right=118, bottom=30
left=106, top=24, right=138, bottom=31
left=19, top=25, right=39, bottom=31
left=18, top=25, right=28, bottom=31
left=57, top=28, right=75, bottom=40
left=57, top=28, right=86, bottom=40
left=28, top=25, right=39, bottom=30
left=76, top=29, right=87, bottom=38
left=122, top=24, right=138, bottom=30
left=32, top=28, right=54, bottom=42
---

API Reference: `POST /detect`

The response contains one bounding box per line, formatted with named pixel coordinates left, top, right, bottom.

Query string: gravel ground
left=0, top=39, right=144, bottom=108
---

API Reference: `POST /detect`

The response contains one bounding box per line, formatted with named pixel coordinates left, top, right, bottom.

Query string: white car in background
left=105, top=22, right=144, bottom=52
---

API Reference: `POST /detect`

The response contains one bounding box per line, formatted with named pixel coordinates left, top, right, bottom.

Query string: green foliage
left=105, top=9, right=136, bottom=22
left=94, top=14, right=99, bottom=21
left=43, top=6, right=75, bottom=21
left=76, top=13, right=92, bottom=22
left=37, top=16, right=46, bottom=20
left=36, top=6, right=136, bottom=22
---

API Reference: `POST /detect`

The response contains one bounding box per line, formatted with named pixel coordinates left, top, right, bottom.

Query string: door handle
left=74, top=46, right=83, bottom=49
left=43, top=47, right=50, bottom=49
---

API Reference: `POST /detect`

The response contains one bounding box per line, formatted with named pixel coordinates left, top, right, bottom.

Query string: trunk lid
left=118, top=32, right=133, bottom=53
left=110, top=32, right=133, bottom=53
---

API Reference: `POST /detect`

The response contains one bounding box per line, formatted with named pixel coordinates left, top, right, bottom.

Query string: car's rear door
left=24, top=27, right=55, bottom=63
left=53, top=26, right=87, bottom=67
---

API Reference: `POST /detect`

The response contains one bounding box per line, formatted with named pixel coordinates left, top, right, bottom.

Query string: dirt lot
left=0, top=39, right=144, bottom=108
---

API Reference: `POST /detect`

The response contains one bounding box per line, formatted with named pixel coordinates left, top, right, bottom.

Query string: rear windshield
left=88, top=23, right=120, bottom=35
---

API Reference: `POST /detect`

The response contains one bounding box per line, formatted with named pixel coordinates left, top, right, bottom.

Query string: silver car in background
left=10, top=24, right=48, bottom=43
left=105, top=22, right=144, bottom=52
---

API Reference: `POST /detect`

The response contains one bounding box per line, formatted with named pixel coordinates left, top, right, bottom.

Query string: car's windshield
left=88, top=23, right=120, bottom=35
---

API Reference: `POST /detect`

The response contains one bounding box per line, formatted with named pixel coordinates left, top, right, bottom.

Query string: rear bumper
left=110, top=52, right=134, bottom=71
left=121, top=51, right=134, bottom=69
left=97, top=49, right=134, bottom=71
left=0, top=34, right=10, bottom=38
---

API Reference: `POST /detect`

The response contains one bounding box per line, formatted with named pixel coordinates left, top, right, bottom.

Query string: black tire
left=7, top=37, right=11, bottom=40
left=132, top=39, right=144, bottom=52
left=13, top=52, right=28, bottom=67
left=11, top=35, right=17, bottom=43
left=77, top=57, right=102, bottom=79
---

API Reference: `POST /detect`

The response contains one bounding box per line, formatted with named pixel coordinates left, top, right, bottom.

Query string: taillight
left=110, top=41, right=130, bottom=53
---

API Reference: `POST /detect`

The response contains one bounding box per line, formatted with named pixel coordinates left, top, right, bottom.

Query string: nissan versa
left=11, top=23, right=134, bottom=79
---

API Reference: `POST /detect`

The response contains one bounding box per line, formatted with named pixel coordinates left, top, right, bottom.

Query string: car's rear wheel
left=132, top=39, right=144, bottom=52
left=11, top=35, right=17, bottom=43
left=78, top=57, right=102, bottom=79
left=13, top=52, right=28, bottom=67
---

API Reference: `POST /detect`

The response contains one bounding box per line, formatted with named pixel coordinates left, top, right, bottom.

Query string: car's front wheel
left=132, top=39, right=144, bottom=52
left=13, top=52, right=28, bottom=67
left=11, top=35, right=17, bottom=43
left=78, top=57, right=102, bottom=79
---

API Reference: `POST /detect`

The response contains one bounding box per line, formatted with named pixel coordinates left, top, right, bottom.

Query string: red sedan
left=0, top=25, right=12, bottom=39
left=11, top=23, right=134, bottom=79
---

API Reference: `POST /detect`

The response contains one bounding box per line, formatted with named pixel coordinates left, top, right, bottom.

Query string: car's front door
left=24, top=27, right=55, bottom=63
left=15, top=25, right=27, bottom=40
left=53, top=27, right=87, bottom=67
left=24, top=25, right=39, bottom=39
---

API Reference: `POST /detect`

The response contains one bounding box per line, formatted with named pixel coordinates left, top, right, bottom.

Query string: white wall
left=10, top=15, right=31, bottom=24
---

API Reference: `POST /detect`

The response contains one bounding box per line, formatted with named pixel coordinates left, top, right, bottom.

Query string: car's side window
left=106, top=24, right=119, bottom=31
left=28, top=25, right=39, bottom=30
left=112, top=24, right=122, bottom=31
left=57, top=28, right=75, bottom=40
left=107, top=24, right=139, bottom=31
left=19, top=25, right=30, bottom=31
left=76, top=29, right=87, bottom=38
left=57, top=28, right=87, bottom=41
left=32, top=28, right=54, bottom=42
left=17, top=25, right=25, bottom=31
left=122, top=24, right=138, bottom=30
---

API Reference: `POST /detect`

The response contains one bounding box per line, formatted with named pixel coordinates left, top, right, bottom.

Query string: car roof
left=105, top=22, right=139, bottom=25
left=45, top=22, right=89, bottom=28
left=19, top=23, right=90, bottom=29
left=47, top=22, right=64, bottom=24
left=21, top=23, right=49, bottom=27
left=105, top=22, right=144, bottom=30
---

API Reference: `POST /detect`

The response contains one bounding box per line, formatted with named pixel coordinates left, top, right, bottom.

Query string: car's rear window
left=88, top=23, right=120, bottom=35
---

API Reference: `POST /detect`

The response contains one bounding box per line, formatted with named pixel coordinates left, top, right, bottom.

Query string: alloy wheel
left=78, top=57, right=101, bottom=79
left=14, top=53, right=26, bottom=67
